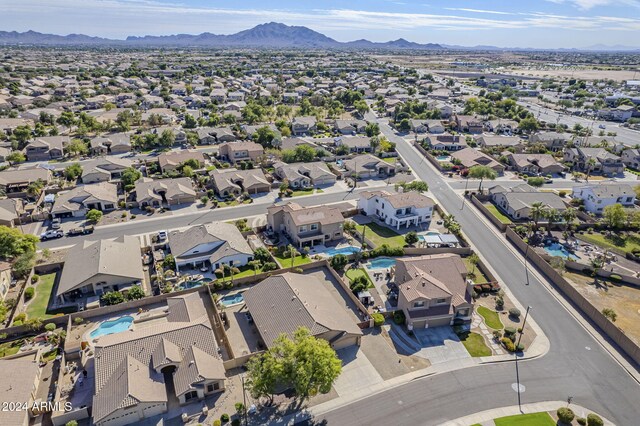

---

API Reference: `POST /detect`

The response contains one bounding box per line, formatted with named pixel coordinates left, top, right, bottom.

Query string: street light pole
left=241, top=373, right=249, bottom=426
left=516, top=306, right=532, bottom=348
left=524, top=244, right=530, bottom=286
left=460, top=176, right=469, bottom=210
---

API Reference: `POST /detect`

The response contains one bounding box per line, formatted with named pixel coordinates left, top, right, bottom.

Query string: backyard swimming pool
left=90, top=316, right=134, bottom=339
left=325, top=246, right=361, bottom=256
left=436, top=155, right=451, bottom=161
left=544, top=243, right=579, bottom=260
left=366, top=257, right=397, bottom=270
left=220, top=293, right=244, bottom=307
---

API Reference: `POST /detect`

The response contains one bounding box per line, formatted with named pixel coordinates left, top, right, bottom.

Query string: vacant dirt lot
left=565, top=272, right=640, bottom=345
left=505, top=68, right=637, bottom=82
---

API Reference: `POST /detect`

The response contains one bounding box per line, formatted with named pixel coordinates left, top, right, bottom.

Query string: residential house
left=81, top=157, right=133, bottom=184
left=89, top=133, right=131, bottom=155
left=334, top=119, right=367, bottom=135
left=504, top=153, right=565, bottom=175
left=530, top=132, right=569, bottom=152
left=132, top=177, right=196, bottom=208
left=0, top=167, right=51, bottom=195
left=196, top=127, right=236, bottom=144
left=0, top=350, right=43, bottom=426
left=267, top=202, right=344, bottom=248
left=426, top=134, right=467, bottom=152
left=454, top=115, right=483, bottom=134
left=273, top=161, right=336, bottom=188
left=168, top=222, right=253, bottom=273
left=410, top=119, right=445, bottom=134
left=571, top=183, right=636, bottom=214
left=292, top=116, right=317, bottom=136
left=158, top=150, right=205, bottom=173
left=0, top=261, right=12, bottom=302
left=335, top=136, right=372, bottom=153
left=209, top=169, right=270, bottom=197
left=358, top=190, right=434, bottom=230
left=342, top=154, right=396, bottom=179
left=476, top=136, right=522, bottom=150
left=218, top=141, right=264, bottom=164
left=563, top=147, right=624, bottom=176
left=51, top=182, right=118, bottom=218
left=92, top=293, right=225, bottom=426
left=396, top=254, right=474, bottom=329
left=451, top=148, right=505, bottom=174
left=56, top=235, right=144, bottom=303
left=25, top=136, right=67, bottom=161
left=244, top=273, right=362, bottom=349
left=490, top=184, right=566, bottom=220
left=0, top=198, right=23, bottom=227
left=621, top=148, right=640, bottom=169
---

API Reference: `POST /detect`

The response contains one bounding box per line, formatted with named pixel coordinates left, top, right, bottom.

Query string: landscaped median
left=452, top=403, right=609, bottom=426
left=477, top=305, right=504, bottom=330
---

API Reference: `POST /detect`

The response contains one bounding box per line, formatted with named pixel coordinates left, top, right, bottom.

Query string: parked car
left=51, top=218, right=61, bottom=229
left=66, top=226, right=94, bottom=237
left=40, top=230, right=64, bottom=241
left=599, top=124, right=606, bottom=129
left=157, top=230, right=168, bottom=241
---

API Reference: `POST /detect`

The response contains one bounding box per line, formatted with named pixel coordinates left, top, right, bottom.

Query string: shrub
left=293, top=267, right=303, bottom=273
left=516, top=343, right=525, bottom=352
left=13, top=320, right=23, bottom=326
left=504, top=327, right=517, bottom=339
left=372, top=313, right=385, bottom=327
left=262, top=262, right=278, bottom=272
left=329, top=254, right=348, bottom=272
left=31, top=274, right=39, bottom=283
left=609, top=274, right=622, bottom=282
left=508, top=308, right=521, bottom=318
left=234, top=402, right=244, bottom=413
left=500, top=337, right=515, bottom=352
left=492, top=330, right=502, bottom=340
left=559, top=190, right=567, bottom=197
left=220, top=413, right=230, bottom=423
left=24, top=287, right=35, bottom=300
left=602, top=308, right=617, bottom=322
left=495, top=296, right=504, bottom=309
left=586, top=413, right=603, bottom=426
left=14, top=312, right=26, bottom=323
left=393, top=310, right=405, bottom=325
left=577, top=417, right=586, bottom=425
left=231, top=420, right=240, bottom=426
left=66, top=421, right=79, bottom=426
left=45, top=323, right=56, bottom=332
left=213, top=421, right=222, bottom=426
left=557, top=407, right=575, bottom=424
left=349, top=275, right=368, bottom=294
left=73, top=317, right=84, bottom=325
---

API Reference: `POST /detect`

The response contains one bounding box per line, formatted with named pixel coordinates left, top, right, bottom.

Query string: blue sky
left=2, top=0, right=640, bottom=48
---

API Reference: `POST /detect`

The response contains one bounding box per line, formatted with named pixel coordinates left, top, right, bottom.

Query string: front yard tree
left=66, top=138, right=88, bottom=157
left=602, top=203, right=626, bottom=229
left=86, top=209, right=103, bottom=224
left=467, top=252, right=480, bottom=275
left=6, top=151, right=26, bottom=165
left=0, top=226, right=38, bottom=259
left=64, top=163, right=83, bottom=181
left=468, top=165, right=497, bottom=192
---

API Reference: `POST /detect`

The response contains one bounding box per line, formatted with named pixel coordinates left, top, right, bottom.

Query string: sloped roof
left=267, top=202, right=343, bottom=227
left=51, top=182, right=118, bottom=214
left=168, top=222, right=252, bottom=262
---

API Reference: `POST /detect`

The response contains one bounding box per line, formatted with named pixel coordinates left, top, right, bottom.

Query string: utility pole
left=460, top=176, right=469, bottom=210
left=524, top=244, right=530, bottom=286
left=241, top=373, right=249, bottom=425
left=516, top=306, right=532, bottom=348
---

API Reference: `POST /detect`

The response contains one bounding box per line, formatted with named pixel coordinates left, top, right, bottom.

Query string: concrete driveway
left=333, top=346, right=383, bottom=397
left=412, top=326, right=470, bottom=364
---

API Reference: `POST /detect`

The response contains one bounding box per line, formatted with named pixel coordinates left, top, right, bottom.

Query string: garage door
left=332, top=335, right=359, bottom=350
left=411, top=319, right=427, bottom=329
left=427, top=317, right=452, bottom=328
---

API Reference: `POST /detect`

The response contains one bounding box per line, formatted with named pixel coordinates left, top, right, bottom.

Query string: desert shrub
left=14, top=312, right=27, bottom=323
left=13, top=320, right=23, bottom=326
left=73, top=317, right=84, bottom=325
left=586, top=413, right=603, bottom=426
left=495, top=296, right=504, bottom=309
left=500, top=337, right=515, bottom=352
left=31, top=274, right=39, bottom=283
left=45, top=323, right=56, bottom=332
left=516, top=343, right=525, bottom=352
left=372, top=313, right=385, bottom=327
left=393, top=310, right=405, bottom=325
left=577, top=417, right=586, bottom=425
left=559, top=190, right=567, bottom=197
left=504, top=327, right=517, bottom=339
left=508, top=307, right=521, bottom=318
left=24, top=287, right=35, bottom=300
left=293, top=267, right=303, bottom=273
left=492, top=330, right=502, bottom=340
left=213, top=421, right=221, bottom=426
left=220, top=413, right=230, bottom=423
left=609, top=274, right=622, bottom=282
left=262, top=262, right=278, bottom=272
left=557, top=407, right=575, bottom=424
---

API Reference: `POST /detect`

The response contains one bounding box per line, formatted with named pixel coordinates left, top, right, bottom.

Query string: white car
left=40, top=230, right=64, bottom=241
left=157, top=230, right=168, bottom=241
left=51, top=218, right=61, bottom=229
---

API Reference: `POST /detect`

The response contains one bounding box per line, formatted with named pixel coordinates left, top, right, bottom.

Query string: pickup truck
left=40, top=230, right=64, bottom=241
left=66, top=226, right=94, bottom=237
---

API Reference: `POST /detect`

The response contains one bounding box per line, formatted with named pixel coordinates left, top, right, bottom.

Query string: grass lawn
left=42, top=347, right=59, bottom=362
left=579, top=232, right=640, bottom=256
left=290, top=188, right=314, bottom=197
left=462, top=257, right=489, bottom=284
left=0, top=339, right=24, bottom=358
left=382, top=157, right=398, bottom=164
left=477, top=306, right=503, bottom=330
left=273, top=253, right=312, bottom=268
left=217, top=200, right=239, bottom=208
left=25, top=273, right=56, bottom=320
left=494, top=412, right=555, bottom=426
left=457, top=331, right=492, bottom=357
left=217, top=265, right=263, bottom=282
left=345, top=267, right=374, bottom=288
left=353, top=222, right=406, bottom=248
left=485, top=204, right=513, bottom=224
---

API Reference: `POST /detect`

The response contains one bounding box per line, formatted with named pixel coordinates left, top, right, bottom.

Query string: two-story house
left=267, top=202, right=344, bottom=248
left=217, top=141, right=264, bottom=164
left=563, top=147, right=624, bottom=176
left=357, top=190, right=434, bottom=230
left=530, top=132, right=569, bottom=152
left=168, top=222, right=253, bottom=273
left=571, top=183, right=637, bottom=214
left=291, top=116, right=317, bottom=136
left=396, top=254, right=474, bottom=329
left=454, top=115, right=483, bottom=134
left=426, top=134, right=468, bottom=152
left=273, top=161, right=336, bottom=188
left=25, top=136, right=67, bottom=161
left=621, top=148, right=640, bottom=169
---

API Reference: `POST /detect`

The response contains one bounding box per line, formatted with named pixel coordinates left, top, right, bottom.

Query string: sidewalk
left=440, top=401, right=615, bottom=426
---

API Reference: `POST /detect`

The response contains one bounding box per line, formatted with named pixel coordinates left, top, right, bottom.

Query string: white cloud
left=546, top=0, right=640, bottom=10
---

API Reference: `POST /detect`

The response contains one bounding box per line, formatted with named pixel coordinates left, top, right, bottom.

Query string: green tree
left=354, top=100, right=369, bottom=116
left=101, top=291, right=125, bottom=306
left=0, top=226, right=38, bottom=259
left=12, top=126, right=31, bottom=144
left=26, top=179, right=45, bottom=199
left=162, top=254, right=176, bottom=270
left=518, top=116, right=539, bottom=133
left=467, top=252, right=480, bottom=275
left=329, top=254, right=348, bottom=272
left=12, top=251, right=36, bottom=278
left=253, top=247, right=272, bottom=264
left=365, top=122, right=380, bottom=137
left=294, top=144, right=316, bottom=162
left=184, top=114, right=197, bottom=129
left=530, top=202, right=546, bottom=231
left=115, top=110, right=133, bottom=131
left=158, top=129, right=176, bottom=147
left=57, top=111, right=77, bottom=128
left=602, top=203, right=626, bottom=229
left=404, top=231, right=419, bottom=246
left=527, top=177, right=545, bottom=187
left=125, top=285, right=145, bottom=301
left=254, top=126, right=277, bottom=148
left=397, top=118, right=411, bottom=132
left=6, top=151, right=26, bottom=165
left=64, top=163, right=83, bottom=181
left=121, top=167, right=142, bottom=187
left=86, top=209, right=103, bottom=223
left=601, top=308, right=617, bottom=322
left=468, top=165, right=497, bottom=191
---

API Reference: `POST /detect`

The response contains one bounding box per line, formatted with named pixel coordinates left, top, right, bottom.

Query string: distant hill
left=0, top=22, right=443, bottom=50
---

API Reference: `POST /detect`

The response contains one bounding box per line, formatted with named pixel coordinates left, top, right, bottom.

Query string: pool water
left=325, top=246, right=361, bottom=256
left=90, top=316, right=134, bottom=339
left=418, top=231, right=441, bottom=241
left=436, top=155, right=451, bottom=161
left=220, top=293, right=244, bottom=307
left=366, top=257, right=397, bottom=270
left=544, top=243, right=579, bottom=260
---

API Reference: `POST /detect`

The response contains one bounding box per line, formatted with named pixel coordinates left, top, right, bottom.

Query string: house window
left=207, top=383, right=220, bottom=392
left=414, top=301, right=425, bottom=308
left=436, top=298, right=446, bottom=304
left=396, top=209, right=402, bottom=215
left=310, top=224, right=318, bottom=231
left=299, top=226, right=307, bottom=233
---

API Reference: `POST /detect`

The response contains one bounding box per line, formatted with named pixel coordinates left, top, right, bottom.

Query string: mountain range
left=0, top=23, right=637, bottom=51
left=0, top=22, right=444, bottom=49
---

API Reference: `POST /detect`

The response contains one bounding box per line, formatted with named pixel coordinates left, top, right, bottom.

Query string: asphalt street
left=308, top=116, right=640, bottom=425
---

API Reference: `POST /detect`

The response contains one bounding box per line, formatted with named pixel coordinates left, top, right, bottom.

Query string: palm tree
left=585, top=158, right=597, bottom=182
left=544, top=208, right=561, bottom=234
left=26, top=179, right=45, bottom=199
left=287, top=244, right=299, bottom=268
left=530, top=202, right=546, bottom=231
left=562, top=207, right=577, bottom=234
left=248, top=260, right=261, bottom=276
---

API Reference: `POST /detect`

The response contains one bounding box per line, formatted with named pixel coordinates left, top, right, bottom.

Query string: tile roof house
left=334, top=136, right=372, bottom=153
left=51, top=182, right=118, bottom=218
left=334, top=119, right=367, bottom=135
left=454, top=115, right=483, bottom=134
left=0, top=198, right=24, bottom=227
left=132, top=177, right=196, bottom=208
left=168, top=222, right=253, bottom=273
left=476, top=135, right=522, bottom=150
left=218, top=141, right=264, bottom=164
left=451, top=148, right=505, bottom=174
left=490, top=184, right=567, bottom=220
left=571, top=183, right=636, bottom=214
left=267, top=202, right=344, bottom=248
left=81, top=157, right=134, bottom=184
left=563, top=147, right=624, bottom=176
left=89, top=133, right=132, bottom=155
left=395, top=254, right=474, bottom=329
left=0, top=350, right=43, bottom=426
left=56, top=235, right=144, bottom=303
left=209, top=168, right=270, bottom=197
left=0, top=167, right=52, bottom=195
left=292, top=116, right=317, bottom=136
left=157, top=150, right=205, bottom=173
left=92, top=293, right=225, bottom=426
left=425, top=134, right=468, bottom=152
left=342, top=154, right=396, bottom=179
left=195, top=126, right=236, bottom=144
left=530, top=132, right=569, bottom=152
left=358, top=189, right=434, bottom=230
left=273, top=161, right=336, bottom=188
left=504, top=153, right=565, bottom=175
left=244, top=273, right=362, bottom=350
left=25, top=136, right=67, bottom=161
left=621, top=148, right=640, bottom=169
